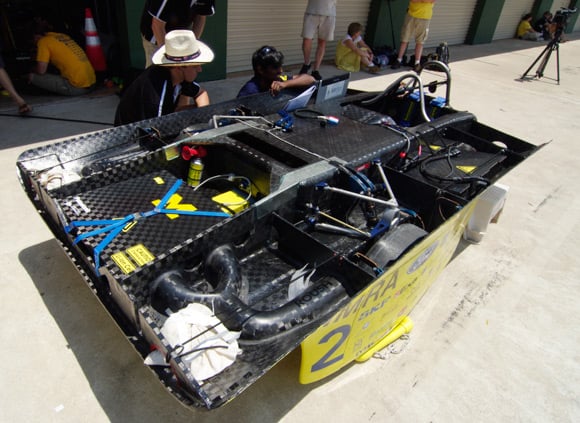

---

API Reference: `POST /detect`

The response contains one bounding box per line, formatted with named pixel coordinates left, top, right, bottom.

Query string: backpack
left=434, top=42, right=450, bottom=64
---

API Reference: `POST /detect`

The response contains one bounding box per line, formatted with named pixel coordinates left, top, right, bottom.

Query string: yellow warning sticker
left=152, top=193, right=197, bottom=219
left=164, top=145, right=180, bottom=161
left=456, top=165, right=477, bottom=174
left=127, top=244, right=155, bottom=266
left=111, top=252, right=137, bottom=274
left=212, top=190, right=249, bottom=214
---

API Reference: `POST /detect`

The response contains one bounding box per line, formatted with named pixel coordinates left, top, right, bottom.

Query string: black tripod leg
left=555, top=43, right=560, bottom=84
left=520, top=44, right=551, bottom=80
left=536, top=45, right=553, bottom=78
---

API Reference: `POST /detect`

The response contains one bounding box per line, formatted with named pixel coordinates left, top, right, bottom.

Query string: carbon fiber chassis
left=17, top=85, right=538, bottom=409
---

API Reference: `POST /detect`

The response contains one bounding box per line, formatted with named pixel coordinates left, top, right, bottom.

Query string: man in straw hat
left=140, top=0, right=216, bottom=67
left=115, top=29, right=214, bottom=126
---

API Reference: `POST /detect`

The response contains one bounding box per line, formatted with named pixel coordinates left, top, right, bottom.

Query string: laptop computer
left=315, top=72, right=350, bottom=105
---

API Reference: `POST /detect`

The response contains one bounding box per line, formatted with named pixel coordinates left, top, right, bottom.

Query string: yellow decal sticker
left=153, top=176, right=165, bottom=185
left=111, top=251, right=137, bottom=274
left=152, top=193, right=197, bottom=219
left=299, top=201, right=477, bottom=384
left=457, top=165, right=476, bottom=174
left=212, top=190, right=249, bottom=214
left=127, top=244, right=155, bottom=266
left=164, top=145, right=180, bottom=161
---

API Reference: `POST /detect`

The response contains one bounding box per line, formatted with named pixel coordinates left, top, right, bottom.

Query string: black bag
left=434, top=42, right=450, bottom=64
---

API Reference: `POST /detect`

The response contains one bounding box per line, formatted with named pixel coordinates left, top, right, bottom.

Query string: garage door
left=227, top=0, right=371, bottom=74
left=426, top=0, right=479, bottom=48
left=493, top=0, right=536, bottom=40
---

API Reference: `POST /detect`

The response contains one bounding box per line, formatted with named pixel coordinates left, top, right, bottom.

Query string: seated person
left=534, top=11, right=554, bottom=40
left=517, top=13, right=543, bottom=41
left=29, top=17, right=96, bottom=96
left=237, top=45, right=315, bottom=98
left=115, top=30, right=213, bottom=126
left=335, top=22, right=378, bottom=74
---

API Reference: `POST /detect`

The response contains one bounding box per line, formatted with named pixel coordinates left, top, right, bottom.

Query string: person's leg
left=302, top=38, right=313, bottom=67
left=414, top=43, right=424, bottom=69
left=30, top=73, right=93, bottom=96
left=392, top=14, right=413, bottom=69
left=313, top=38, right=326, bottom=70
left=396, top=41, right=409, bottom=62
left=311, top=15, right=335, bottom=79
left=300, top=14, right=317, bottom=73
left=412, top=19, right=430, bottom=70
left=0, top=67, right=29, bottom=111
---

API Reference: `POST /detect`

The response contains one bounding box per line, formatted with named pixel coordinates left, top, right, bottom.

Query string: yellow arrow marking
left=456, top=165, right=477, bottom=174
left=152, top=193, right=197, bottom=220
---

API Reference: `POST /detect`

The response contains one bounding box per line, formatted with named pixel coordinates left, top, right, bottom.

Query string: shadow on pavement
left=19, top=239, right=330, bottom=422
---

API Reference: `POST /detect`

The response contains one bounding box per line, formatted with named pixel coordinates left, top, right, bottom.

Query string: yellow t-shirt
left=36, top=32, right=96, bottom=88
left=517, top=21, right=532, bottom=38
left=408, top=2, right=434, bottom=20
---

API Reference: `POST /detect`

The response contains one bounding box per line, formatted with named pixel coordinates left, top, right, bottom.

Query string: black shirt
left=114, top=66, right=201, bottom=126
left=140, top=0, right=215, bottom=43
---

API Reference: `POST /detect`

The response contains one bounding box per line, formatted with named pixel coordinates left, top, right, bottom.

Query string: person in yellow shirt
left=29, top=18, right=96, bottom=96
left=335, top=22, right=379, bottom=74
left=391, top=0, right=436, bottom=72
left=517, top=13, right=543, bottom=41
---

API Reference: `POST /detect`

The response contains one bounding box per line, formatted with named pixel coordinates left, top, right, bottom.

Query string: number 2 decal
left=311, top=325, right=351, bottom=372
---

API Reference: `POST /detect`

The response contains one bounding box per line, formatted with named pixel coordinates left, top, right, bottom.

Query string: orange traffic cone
left=84, top=7, right=107, bottom=71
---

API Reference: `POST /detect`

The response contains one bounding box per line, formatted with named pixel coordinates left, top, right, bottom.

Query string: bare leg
left=313, top=38, right=327, bottom=71
left=397, top=41, right=409, bottom=61
left=0, top=67, right=27, bottom=108
left=414, top=43, right=424, bottom=64
left=302, top=38, right=313, bottom=65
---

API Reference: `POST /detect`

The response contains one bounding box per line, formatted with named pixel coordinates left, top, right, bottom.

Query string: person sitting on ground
left=0, top=49, right=31, bottom=114
left=335, top=22, right=378, bottom=74
left=534, top=11, right=554, bottom=40
left=29, top=17, right=96, bottom=96
left=114, top=30, right=213, bottom=126
left=237, top=45, right=316, bottom=98
left=517, top=13, right=543, bottom=41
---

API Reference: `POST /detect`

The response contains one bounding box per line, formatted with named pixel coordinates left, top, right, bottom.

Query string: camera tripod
left=520, top=32, right=562, bottom=84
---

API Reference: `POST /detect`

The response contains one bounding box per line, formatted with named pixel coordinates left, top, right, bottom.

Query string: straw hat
left=152, top=30, right=214, bottom=66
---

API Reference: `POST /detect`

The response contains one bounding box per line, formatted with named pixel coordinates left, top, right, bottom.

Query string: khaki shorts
left=301, top=14, right=336, bottom=41
left=400, top=14, right=430, bottom=44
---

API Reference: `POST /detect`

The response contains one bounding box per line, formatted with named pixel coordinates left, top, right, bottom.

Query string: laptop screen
left=315, top=72, right=350, bottom=105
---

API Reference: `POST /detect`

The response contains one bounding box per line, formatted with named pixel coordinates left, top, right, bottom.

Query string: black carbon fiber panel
left=60, top=170, right=229, bottom=276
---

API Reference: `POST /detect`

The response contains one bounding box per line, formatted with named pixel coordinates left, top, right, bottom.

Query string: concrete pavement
left=1, top=34, right=579, bottom=422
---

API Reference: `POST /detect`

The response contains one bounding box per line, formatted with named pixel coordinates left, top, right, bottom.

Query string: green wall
left=466, top=0, right=506, bottom=45
left=531, top=0, right=554, bottom=18
left=366, top=0, right=579, bottom=47
left=124, top=1, right=145, bottom=70
left=366, top=0, right=408, bottom=49
left=564, top=0, right=579, bottom=32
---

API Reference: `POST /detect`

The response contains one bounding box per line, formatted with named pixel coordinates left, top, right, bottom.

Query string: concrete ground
left=1, top=34, right=579, bottom=422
